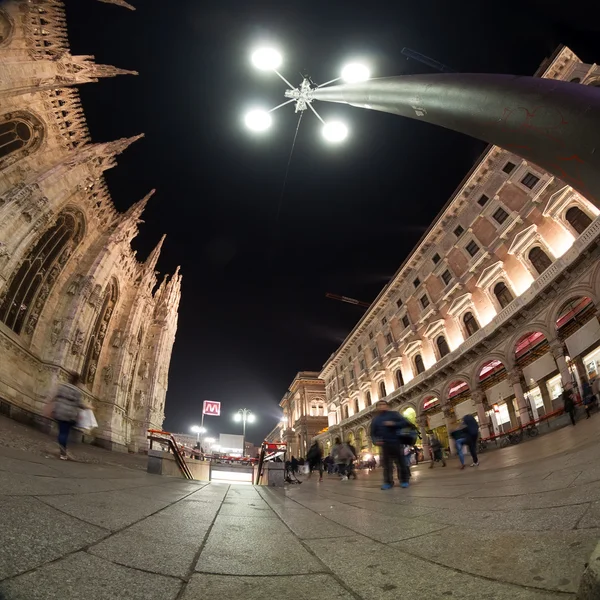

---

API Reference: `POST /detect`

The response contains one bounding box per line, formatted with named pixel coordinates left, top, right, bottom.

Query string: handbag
left=77, top=408, right=98, bottom=431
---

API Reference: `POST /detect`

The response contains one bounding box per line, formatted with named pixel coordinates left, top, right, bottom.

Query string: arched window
left=82, top=280, right=118, bottom=385
left=0, top=112, right=43, bottom=168
left=0, top=209, right=83, bottom=335
left=436, top=335, right=450, bottom=358
left=414, top=354, right=425, bottom=374
left=493, top=281, right=513, bottom=309
left=366, top=391, right=372, bottom=406
left=0, top=10, right=13, bottom=46
left=463, top=312, right=479, bottom=337
left=565, top=206, right=592, bottom=235
left=570, top=77, right=581, bottom=84
left=379, top=381, right=387, bottom=399
left=343, top=404, right=349, bottom=420
left=528, top=247, right=552, bottom=275
left=353, top=397, right=359, bottom=414
left=395, top=369, right=404, bottom=388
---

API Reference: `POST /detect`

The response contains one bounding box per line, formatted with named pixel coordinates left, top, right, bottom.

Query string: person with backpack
left=306, top=441, right=323, bottom=481
left=331, top=437, right=355, bottom=481
left=49, top=372, right=85, bottom=460
left=428, top=434, right=447, bottom=468
left=370, top=399, right=416, bottom=490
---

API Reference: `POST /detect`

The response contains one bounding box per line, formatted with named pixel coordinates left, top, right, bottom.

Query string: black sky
left=63, top=0, right=600, bottom=444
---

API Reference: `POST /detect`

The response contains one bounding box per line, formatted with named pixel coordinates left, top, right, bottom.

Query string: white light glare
left=251, top=48, right=282, bottom=71
left=322, top=121, right=348, bottom=143
left=234, top=413, right=242, bottom=422
left=247, top=414, right=256, bottom=423
left=245, top=109, right=272, bottom=132
left=341, top=63, right=370, bottom=83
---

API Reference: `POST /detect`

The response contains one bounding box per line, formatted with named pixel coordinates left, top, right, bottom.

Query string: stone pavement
left=1, top=416, right=600, bottom=599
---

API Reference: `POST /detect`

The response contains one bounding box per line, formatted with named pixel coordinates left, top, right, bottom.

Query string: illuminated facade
left=280, top=371, right=328, bottom=458
left=316, top=46, right=600, bottom=455
left=0, top=0, right=181, bottom=451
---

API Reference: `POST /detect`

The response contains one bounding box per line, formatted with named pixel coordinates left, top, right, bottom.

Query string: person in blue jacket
left=370, top=399, right=412, bottom=489
left=454, top=413, right=480, bottom=469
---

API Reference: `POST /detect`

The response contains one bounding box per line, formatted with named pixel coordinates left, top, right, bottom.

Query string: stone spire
left=109, top=189, right=155, bottom=246
left=97, top=0, right=136, bottom=9
left=65, top=134, right=144, bottom=171
left=59, top=55, right=138, bottom=86
left=144, top=234, right=166, bottom=274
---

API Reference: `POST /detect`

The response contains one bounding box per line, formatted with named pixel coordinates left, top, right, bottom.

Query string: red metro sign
left=203, top=401, right=221, bottom=416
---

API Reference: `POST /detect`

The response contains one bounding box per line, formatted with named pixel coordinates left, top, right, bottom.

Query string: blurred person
left=49, top=372, right=85, bottom=460
left=331, top=437, right=355, bottom=481
left=347, top=441, right=358, bottom=480
left=428, top=434, right=446, bottom=468
left=563, top=385, right=576, bottom=426
left=306, top=441, right=323, bottom=482
left=452, top=413, right=480, bottom=469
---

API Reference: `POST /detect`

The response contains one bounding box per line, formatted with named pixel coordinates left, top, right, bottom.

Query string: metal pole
left=242, top=412, right=246, bottom=457
left=312, top=74, right=600, bottom=206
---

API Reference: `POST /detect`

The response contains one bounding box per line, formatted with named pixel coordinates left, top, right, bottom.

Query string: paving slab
left=269, top=506, right=356, bottom=539
left=196, top=515, right=323, bottom=575
left=0, top=551, right=182, bottom=600
left=181, top=573, right=354, bottom=599
left=306, top=535, right=565, bottom=599
left=391, top=526, right=598, bottom=593
left=0, top=496, right=106, bottom=579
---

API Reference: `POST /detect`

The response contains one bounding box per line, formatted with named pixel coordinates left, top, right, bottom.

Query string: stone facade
left=0, top=0, right=181, bottom=452
left=315, top=46, right=600, bottom=457
left=280, top=371, right=327, bottom=458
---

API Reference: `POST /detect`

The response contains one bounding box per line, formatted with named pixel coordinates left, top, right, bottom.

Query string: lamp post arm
left=312, top=74, right=600, bottom=206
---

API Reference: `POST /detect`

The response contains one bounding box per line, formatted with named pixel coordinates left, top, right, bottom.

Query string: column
left=538, top=378, right=553, bottom=415
left=472, top=388, right=491, bottom=438
left=416, top=415, right=430, bottom=458
left=508, top=368, right=530, bottom=425
left=550, top=339, right=573, bottom=391
left=573, top=355, right=588, bottom=393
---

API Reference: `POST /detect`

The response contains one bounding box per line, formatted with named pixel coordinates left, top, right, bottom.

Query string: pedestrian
left=290, top=455, right=299, bottom=474
left=428, top=434, right=446, bottom=468
left=48, top=372, right=85, bottom=460
left=370, top=399, right=414, bottom=490
left=306, top=441, right=323, bottom=482
left=452, top=413, right=480, bottom=469
left=331, top=437, right=355, bottom=481
left=563, top=386, right=576, bottom=426
left=404, top=445, right=412, bottom=478
left=583, top=380, right=593, bottom=419
left=592, top=376, right=600, bottom=405
left=347, top=442, right=358, bottom=479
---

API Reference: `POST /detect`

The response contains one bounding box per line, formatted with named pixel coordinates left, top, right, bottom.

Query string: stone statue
left=102, top=365, right=113, bottom=384
left=88, top=284, right=102, bottom=308
left=50, top=319, right=63, bottom=345
left=140, top=361, right=149, bottom=379
left=67, top=274, right=83, bottom=295
left=103, top=306, right=113, bottom=322
left=111, top=329, right=122, bottom=348
left=93, top=339, right=102, bottom=359
left=98, top=321, right=107, bottom=340
left=25, top=311, right=39, bottom=335
left=87, top=362, right=97, bottom=383
left=71, top=329, right=85, bottom=355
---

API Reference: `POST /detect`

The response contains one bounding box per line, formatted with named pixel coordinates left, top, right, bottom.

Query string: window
left=521, top=172, right=540, bottom=189
left=358, top=344, right=362, bottom=351
left=454, top=225, right=464, bottom=237
left=369, top=332, right=374, bottom=340
left=82, top=280, right=118, bottom=385
left=396, top=298, right=403, bottom=308
left=503, top=161, right=516, bottom=174
left=343, top=404, right=349, bottom=420
left=436, top=335, right=450, bottom=358
left=478, top=194, right=489, bottom=207
left=494, top=281, right=513, bottom=309
left=463, top=311, right=479, bottom=337
left=441, top=269, right=452, bottom=286
left=0, top=209, right=84, bottom=334
left=366, top=391, right=372, bottom=406
left=432, top=253, right=441, bottom=265
left=528, top=246, right=552, bottom=275
left=372, top=346, right=379, bottom=359
left=570, top=77, right=581, bottom=83
left=381, top=316, right=387, bottom=326
left=492, top=206, right=509, bottom=225
left=0, top=111, right=43, bottom=168
left=359, top=359, right=366, bottom=371
left=402, top=315, right=410, bottom=328
left=379, top=381, right=387, bottom=398
left=395, top=369, right=404, bottom=387
left=353, top=398, right=359, bottom=414
left=413, top=277, right=421, bottom=288
left=466, top=240, right=480, bottom=257
left=0, top=10, right=13, bottom=46
left=349, top=366, right=355, bottom=381
left=565, top=206, right=592, bottom=235
left=385, top=332, right=393, bottom=346
left=420, top=295, right=430, bottom=309
left=414, top=354, right=425, bottom=374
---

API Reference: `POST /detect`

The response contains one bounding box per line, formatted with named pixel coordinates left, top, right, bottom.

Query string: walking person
left=306, top=441, right=323, bottom=482
left=428, top=434, right=447, bottom=468
left=331, top=437, right=355, bottom=481
left=452, top=413, right=480, bottom=469
left=347, top=442, right=358, bottom=479
left=563, top=386, right=576, bottom=426
left=582, top=380, right=594, bottom=419
left=48, top=372, right=85, bottom=460
left=370, top=399, right=414, bottom=490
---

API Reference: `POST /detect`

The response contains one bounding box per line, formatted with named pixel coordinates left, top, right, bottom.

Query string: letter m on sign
left=203, top=401, right=221, bottom=417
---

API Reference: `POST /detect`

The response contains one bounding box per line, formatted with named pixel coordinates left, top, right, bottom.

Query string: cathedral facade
left=0, top=0, right=180, bottom=452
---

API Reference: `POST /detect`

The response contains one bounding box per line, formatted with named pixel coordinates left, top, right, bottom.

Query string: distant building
left=315, top=46, right=600, bottom=457
left=281, top=371, right=328, bottom=458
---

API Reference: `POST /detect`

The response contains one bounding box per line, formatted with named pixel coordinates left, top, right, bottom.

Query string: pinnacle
left=97, top=0, right=136, bottom=10
left=144, top=234, right=166, bottom=271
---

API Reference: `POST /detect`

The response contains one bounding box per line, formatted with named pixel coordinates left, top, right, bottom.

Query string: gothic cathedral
left=0, top=0, right=181, bottom=451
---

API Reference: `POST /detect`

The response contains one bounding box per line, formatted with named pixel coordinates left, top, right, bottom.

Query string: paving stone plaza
left=0, top=415, right=599, bottom=599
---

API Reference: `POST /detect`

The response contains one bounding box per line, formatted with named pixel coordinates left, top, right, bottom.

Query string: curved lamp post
left=234, top=409, right=256, bottom=456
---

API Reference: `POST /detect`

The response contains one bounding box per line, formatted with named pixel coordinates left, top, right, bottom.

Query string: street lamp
left=234, top=408, right=256, bottom=456
left=243, top=46, right=371, bottom=143
left=190, top=425, right=206, bottom=445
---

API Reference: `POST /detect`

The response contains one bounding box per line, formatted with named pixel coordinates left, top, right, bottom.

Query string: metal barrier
left=147, top=429, right=194, bottom=480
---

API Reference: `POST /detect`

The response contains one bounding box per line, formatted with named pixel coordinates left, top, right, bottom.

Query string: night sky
left=63, top=0, right=599, bottom=444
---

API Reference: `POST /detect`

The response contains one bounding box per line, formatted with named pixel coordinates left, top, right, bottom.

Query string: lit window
left=441, top=269, right=452, bottom=286
left=521, top=172, right=540, bottom=189
left=503, top=161, right=516, bottom=174
left=454, top=225, right=464, bottom=237
left=492, top=206, right=509, bottom=225
left=466, top=240, right=480, bottom=257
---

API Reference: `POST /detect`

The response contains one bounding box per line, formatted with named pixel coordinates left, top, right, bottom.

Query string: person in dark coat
left=51, top=372, right=85, bottom=460
left=370, top=400, right=412, bottom=490
left=453, top=414, right=480, bottom=469
left=306, top=441, right=323, bottom=481
left=563, top=387, right=576, bottom=426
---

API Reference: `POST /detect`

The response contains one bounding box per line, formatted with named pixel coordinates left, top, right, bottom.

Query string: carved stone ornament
left=87, top=361, right=97, bottom=383
left=102, top=365, right=113, bottom=384
left=140, top=361, right=149, bottom=379
left=88, top=284, right=102, bottom=308
left=111, top=329, right=122, bottom=348
left=25, top=311, right=39, bottom=335
left=67, top=274, right=83, bottom=295
left=71, top=329, right=85, bottom=355
left=51, top=319, right=63, bottom=345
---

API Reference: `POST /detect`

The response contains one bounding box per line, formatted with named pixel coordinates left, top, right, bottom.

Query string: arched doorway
left=446, top=380, right=476, bottom=425
left=420, top=396, right=448, bottom=450
left=478, top=359, right=514, bottom=434
left=357, top=427, right=367, bottom=454
left=402, top=406, right=416, bottom=426
left=346, top=431, right=356, bottom=450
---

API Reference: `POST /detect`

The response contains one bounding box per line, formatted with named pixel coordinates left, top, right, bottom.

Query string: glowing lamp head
left=191, top=426, right=201, bottom=433
left=341, top=63, right=370, bottom=83
left=245, top=109, right=272, bottom=132
left=247, top=414, right=256, bottom=423
left=251, top=48, right=283, bottom=71
left=234, top=413, right=242, bottom=422
left=322, top=121, right=348, bottom=143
